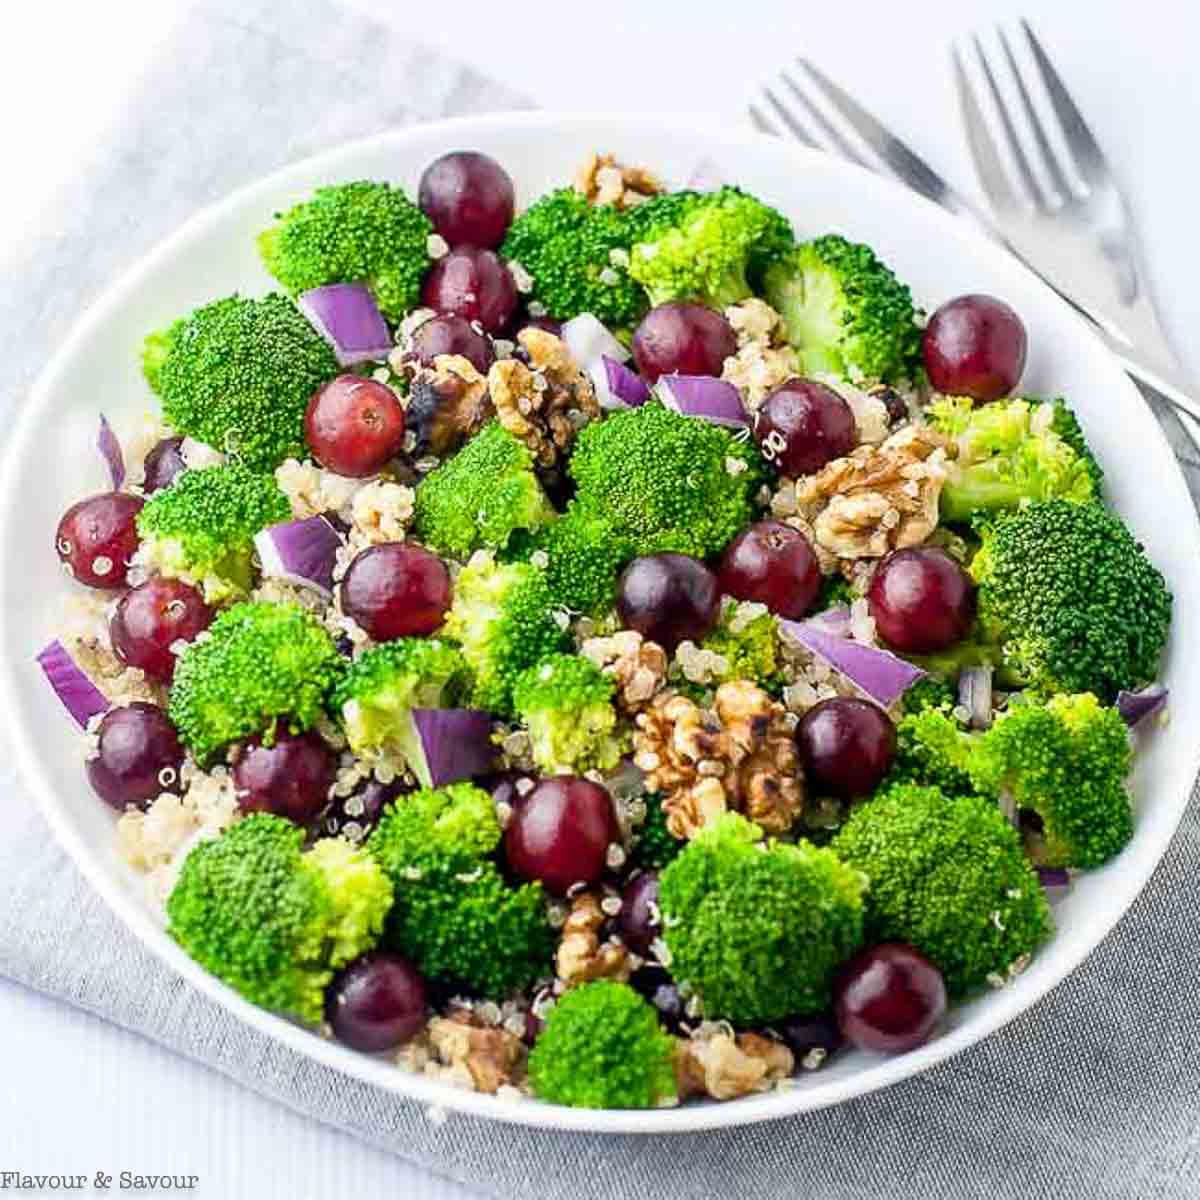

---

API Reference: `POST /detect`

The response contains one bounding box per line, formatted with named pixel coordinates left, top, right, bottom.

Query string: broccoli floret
left=632, top=792, right=685, bottom=871
left=528, top=981, right=677, bottom=1109
left=135, top=462, right=291, bottom=602
left=815, top=573, right=857, bottom=611
left=900, top=675, right=957, bottom=715
left=883, top=707, right=976, bottom=798
left=568, top=402, right=765, bottom=559
left=331, top=638, right=473, bottom=766
left=500, top=188, right=646, bottom=325
left=971, top=500, right=1171, bottom=699
left=511, top=653, right=626, bottom=774
left=700, top=601, right=781, bottom=688
left=764, top=234, right=922, bottom=384
left=167, top=814, right=392, bottom=1025
left=367, top=784, right=553, bottom=996
left=169, top=601, right=344, bottom=762
left=832, top=785, right=1051, bottom=999
left=1030, top=395, right=1103, bottom=495
left=524, top=507, right=635, bottom=617
left=970, top=692, right=1133, bottom=869
left=927, top=396, right=1098, bottom=520
left=627, top=187, right=794, bottom=308
left=413, top=422, right=556, bottom=559
left=145, top=293, right=339, bottom=471
left=257, top=181, right=433, bottom=322
left=659, top=813, right=865, bottom=1023
left=441, top=552, right=569, bottom=715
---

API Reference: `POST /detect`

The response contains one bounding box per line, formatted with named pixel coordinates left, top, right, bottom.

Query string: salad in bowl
left=38, top=144, right=1172, bottom=1113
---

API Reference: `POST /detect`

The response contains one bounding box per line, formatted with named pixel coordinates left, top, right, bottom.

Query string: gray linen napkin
left=3, top=3, right=1200, bottom=1197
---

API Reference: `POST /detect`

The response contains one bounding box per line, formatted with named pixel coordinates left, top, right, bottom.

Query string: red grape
left=233, top=724, right=336, bottom=825
left=504, top=776, right=618, bottom=895
left=326, top=952, right=427, bottom=1052
left=618, top=871, right=661, bottom=956
left=835, top=943, right=947, bottom=1054
left=408, top=313, right=494, bottom=374
left=55, top=492, right=144, bottom=589
left=922, top=294, right=1027, bottom=402
left=339, top=543, right=451, bottom=641
left=777, top=1012, right=843, bottom=1068
left=616, top=554, right=720, bottom=651
left=418, top=151, right=515, bottom=249
left=795, top=698, right=896, bottom=798
left=86, top=703, right=184, bottom=811
left=421, top=246, right=518, bottom=335
left=631, top=303, right=736, bottom=383
left=868, top=547, right=975, bottom=654
left=754, top=380, right=856, bottom=476
left=110, top=577, right=213, bottom=682
left=305, top=375, right=406, bottom=478
left=718, top=520, right=821, bottom=619
left=141, top=437, right=187, bottom=494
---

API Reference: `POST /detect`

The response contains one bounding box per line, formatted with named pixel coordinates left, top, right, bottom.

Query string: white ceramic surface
left=1, top=112, right=1196, bottom=1135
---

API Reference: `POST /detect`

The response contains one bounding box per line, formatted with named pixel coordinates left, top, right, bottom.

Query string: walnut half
left=675, top=1029, right=795, bottom=1101
left=426, top=1015, right=527, bottom=1095
left=555, top=891, right=631, bottom=986
left=579, top=630, right=668, bottom=715
left=573, top=152, right=663, bottom=209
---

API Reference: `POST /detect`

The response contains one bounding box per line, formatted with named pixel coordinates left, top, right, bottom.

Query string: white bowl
left=2, top=112, right=1197, bottom=1134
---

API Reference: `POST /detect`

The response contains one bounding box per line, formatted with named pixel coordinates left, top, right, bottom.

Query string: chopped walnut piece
left=555, top=891, right=631, bottom=986
left=797, top=425, right=954, bottom=561
left=579, top=630, right=668, bottom=715
left=348, top=479, right=415, bottom=548
left=633, top=681, right=803, bottom=839
left=674, top=1029, right=795, bottom=1101
left=721, top=299, right=800, bottom=411
left=573, top=151, right=663, bottom=209
left=403, top=354, right=493, bottom=456
left=488, top=329, right=599, bottom=468
left=427, top=1015, right=527, bottom=1095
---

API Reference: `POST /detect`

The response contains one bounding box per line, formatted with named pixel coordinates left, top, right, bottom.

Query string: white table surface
left=1, top=1, right=1197, bottom=1196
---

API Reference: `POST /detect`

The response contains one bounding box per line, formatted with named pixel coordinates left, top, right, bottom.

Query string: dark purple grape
left=339, top=542, right=452, bottom=641
left=631, top=303, right=737, bottom=383
left=55, top=492, right=144, bottom=589
left=835, top=943, right=947, bottom=1054
left=922, top=294, right=1027, bottom=402
left=421, top=247, right=518, bottom=335
left=326, top=951, right=428, bottom=1052
left=306, top=375, right=406, bottom=478
left=777, top=1012, right=843, bottom=1069
left=718, top=520, right=821, bottom=619
left=233, top=724, right=335, bottom=825
left=141, top=437, right=187, bottom=494
left=616, top=553, right=720, bottom=651
left=618, top=871, right=661, bottom=956
left=628, top=965, right=688, bottom=1034
left=110, top=576, right=213, bottom=682
left=408, top=313, right=494, bottom=374
left=418, top=151, right=515, bottom=249
left=868, top=547, right=976, bottom=654
left=795, top=698, right=896, bottom=798
left=86, top=703, right=184, bottom=811
left=754, top=379, right=856, bottom=476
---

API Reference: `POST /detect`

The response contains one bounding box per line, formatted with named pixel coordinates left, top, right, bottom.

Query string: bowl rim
left=2, top=109, right=1197, bottom=1135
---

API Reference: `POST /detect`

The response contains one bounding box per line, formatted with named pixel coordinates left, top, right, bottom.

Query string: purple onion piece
left=561, top=313, right=629, bottom=368
left=601, top=356, right=650, bottom=409
left=1116, top=683, right=1168, bottom=728
left=958, top=665, right=994, bottom=730
left=685, top=158, right=727, bottom=192
left=36, top=640, right=109, bottom=728
left=407, top=709, right=495, bottom=788
left=298, top=283, right=392, bottom=367
left=655, top=374, right=749, bottom=428
left=779, top=619, right=926, bottom=709
left=1036, top=866, right=1072, bottom=902
left=253, top=516, right=343, bottom=598
left=97, top=415, right=125, bottom=491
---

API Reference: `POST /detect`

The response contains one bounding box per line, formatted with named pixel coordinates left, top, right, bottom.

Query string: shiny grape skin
left=753, top=379, right=857, bottom=476
left=110, top=576, right=213, bottom=682
left=616, top=554, right=721, bottom=652
left=630, top=303, right=737, bottom=383
left=85, top=703, right=184, bottom=811
left=835, top=942, right=947, bottom=1054
left=867, top=547, right=976, bottom=654
left=418, top=151, right=515, bottom=249
left=339, top=543, right=452, bottom=642
left=408, top=313, right=494, bottom=374
left=795, top=697, right=897, bottom=798
left=618, top=870, right=661, bottom=956
left=420, top=247, right=518, bottom=335
left=325, top=951, right=428, bottom=1052
left=718, top=520, right=822, bottom=619
left=55, top=492, right=144, bottom=589
left=232, top=725, right=336, bottom=825
left=922, top=293, right=1028, bottom=402
left=305, top=375, right=406, bottom=478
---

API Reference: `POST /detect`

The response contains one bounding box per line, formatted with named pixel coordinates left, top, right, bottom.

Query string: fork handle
left=1101, top=337, right=1200, bottom=428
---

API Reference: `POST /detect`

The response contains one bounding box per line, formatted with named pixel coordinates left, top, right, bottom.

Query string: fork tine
left=778, top=71, right=871, bottom=167
left=1021, top=19, right=1109, bottom=187
left=952, top=44, right=1020, bottom=214
left=760, top=85, right=822, bottom=151
left=997, top=26, right=1073, bottom=201
left=748, top=103, right=780, bottom=137
left=971, top=34, right=1046, bottom=209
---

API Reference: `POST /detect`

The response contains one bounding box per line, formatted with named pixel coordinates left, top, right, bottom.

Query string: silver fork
left=750, top=51, right=1200, bottom=423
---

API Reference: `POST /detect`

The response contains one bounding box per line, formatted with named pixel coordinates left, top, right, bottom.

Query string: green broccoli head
left=520, top=506, right=636, bottom=617
left=413, top=421, right=556, bottom=560
left=970, top=692, right=1133, bottom=869
left=528, top=980, right=677, bottom=1109
left=331, top=638, right=473, bottom=764
left=442, top=552, right=569, bottom=716
left=367, top=784, right=553, bottom=997
left=764, top=234, right=922, bottom=384
left=900, top=675, right=957, bottom=715
left=257, top=181, right=433, bottom=322
left=694, top=601, right=781, bottom=690
left=500, top=188, right=646, bottom=325
left=832, top=785, right=1052, bottom=999
left=1035, top=395, right=1103, bottom=495
left=927, top=396, right=1098, bottom=520
left=971, top=500, right=1171, bottom=699
left=167, top=814, right=392, bottom=1025
left=135, top=462, right=291, bottom=602
left=511, top=653, right=626, bottom=774
left=632, top=792, right=685, bottom=871
left=626, top=187, right=794, bottom=309
left=168, top=601, right=344, bottom=762
left=568, top=402, right=766, bottom=559
left=659, top=813, right=865, bottom=1023
left=145, top=293, right=339, bottom=471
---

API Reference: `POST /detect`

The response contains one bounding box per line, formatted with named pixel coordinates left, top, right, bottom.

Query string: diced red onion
left=36, top=640, right=109, bottom=728
left=780, top=618, right=926, bottom=709
left=958, top=665, right=994, bottom=730
left=97, top=415, right=125, bottom=490
left=298, top=283, right=392, bottom=367
left=601, top=356, right=650, bottom=408
left=655, top=374, right=749, bottom=428
left=686, top=158, right=727, bottom=192
left=1116, top=683, right=1168, bottom=728
left=406, top=709, right=495, bottom=788
left=561, top=313, right=630, bottom=367
left=253, top=516, right=342, bottom=599
left=1036, top=866, right=1072, bottom=902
